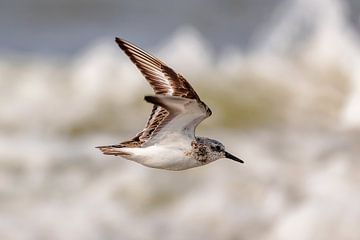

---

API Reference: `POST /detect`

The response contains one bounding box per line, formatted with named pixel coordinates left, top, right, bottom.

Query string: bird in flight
left=97, top=37, right=243, bottom=170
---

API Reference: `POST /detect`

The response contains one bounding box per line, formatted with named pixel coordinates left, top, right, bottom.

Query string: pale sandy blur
left=1, top=0, right=360, bottom=239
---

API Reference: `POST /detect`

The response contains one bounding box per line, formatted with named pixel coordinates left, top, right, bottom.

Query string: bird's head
left=197, top=137, right=244, bottom=163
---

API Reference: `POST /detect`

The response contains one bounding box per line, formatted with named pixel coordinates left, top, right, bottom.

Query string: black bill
left=225, top=151, right=244, bottom=163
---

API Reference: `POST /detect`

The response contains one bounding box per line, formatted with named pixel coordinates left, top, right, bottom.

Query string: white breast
left=122, top=134, right=202, bottom=170
left=123, top=145, right=197, bottom=170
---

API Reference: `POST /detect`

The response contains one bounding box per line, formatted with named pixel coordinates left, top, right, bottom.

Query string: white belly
left=120, top=136, right=202, bottom=170
left=121, top=133, right=204, bottom=171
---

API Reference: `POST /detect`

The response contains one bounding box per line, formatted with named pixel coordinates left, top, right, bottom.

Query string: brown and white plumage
left=97, top=37, right=242, bottom=170
left=111, top=37, right=211, bottom=147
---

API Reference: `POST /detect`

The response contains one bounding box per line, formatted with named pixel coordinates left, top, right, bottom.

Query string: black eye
left=212, top=145, right=221, bottom=151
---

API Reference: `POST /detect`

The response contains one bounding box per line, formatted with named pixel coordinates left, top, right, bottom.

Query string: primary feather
left=113, top=37, right=211, bottom=147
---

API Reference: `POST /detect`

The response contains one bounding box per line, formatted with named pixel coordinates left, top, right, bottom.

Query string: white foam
left=2, top=2, right=360, bottom=132
left=1, top=0, right=360, bottom=238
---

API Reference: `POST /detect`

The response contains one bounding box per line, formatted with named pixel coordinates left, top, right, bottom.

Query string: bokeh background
left=1, top=0, right=360, bottom=239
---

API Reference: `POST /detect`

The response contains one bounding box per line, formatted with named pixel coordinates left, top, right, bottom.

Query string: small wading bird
left=97, top=37, right=243, bottom=170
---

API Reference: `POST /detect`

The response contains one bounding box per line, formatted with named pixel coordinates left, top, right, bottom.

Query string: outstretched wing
left=115, top=37, right=200, bottom=99
left=143, top=95, right=211, bottom=145
left=114, top=37, right=211, bottom=147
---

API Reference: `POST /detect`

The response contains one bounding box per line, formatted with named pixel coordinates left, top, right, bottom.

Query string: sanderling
left=97, top=37, right=243, bottom=170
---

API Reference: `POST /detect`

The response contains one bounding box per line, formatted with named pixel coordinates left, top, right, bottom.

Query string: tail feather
left=96, top=145, right=131, bottom=156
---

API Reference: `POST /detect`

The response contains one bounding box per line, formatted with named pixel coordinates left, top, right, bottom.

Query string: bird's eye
left=215, top=145, right=221, bottom=151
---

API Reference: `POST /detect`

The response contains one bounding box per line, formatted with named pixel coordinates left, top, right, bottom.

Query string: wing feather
left=114, top=38, right=211, bottom=147
left=143, top=95, right=210, bottom=144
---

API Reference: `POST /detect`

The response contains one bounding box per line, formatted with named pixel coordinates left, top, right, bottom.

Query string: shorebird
left=97, top=37, right=243, bottom=170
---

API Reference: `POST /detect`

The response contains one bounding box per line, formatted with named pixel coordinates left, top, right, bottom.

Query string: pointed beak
left=225, top=151, right=244, bottom=163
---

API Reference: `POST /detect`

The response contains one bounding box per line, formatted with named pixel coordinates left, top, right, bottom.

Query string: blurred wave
left=1, top=24, right=359, bottom=136
left=1, top=0, right=360, bottom=135
left=1, top=0, right=360, bottom=239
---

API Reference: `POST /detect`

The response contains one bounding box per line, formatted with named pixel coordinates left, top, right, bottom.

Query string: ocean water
left=1, top=0, right=360, bottom=239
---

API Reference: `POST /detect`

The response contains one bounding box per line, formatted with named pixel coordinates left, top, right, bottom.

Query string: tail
left=96, top=144, right=131, bottom=157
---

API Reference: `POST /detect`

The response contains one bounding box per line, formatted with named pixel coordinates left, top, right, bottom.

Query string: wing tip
left=144, top=95, right=169, bottom=109
left=144, top=95, right=158, bottom=104
left=115, top=37, right=126, bottom=48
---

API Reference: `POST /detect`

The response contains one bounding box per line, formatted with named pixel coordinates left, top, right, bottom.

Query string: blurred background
left=1, top=0, right=360, bottom=239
